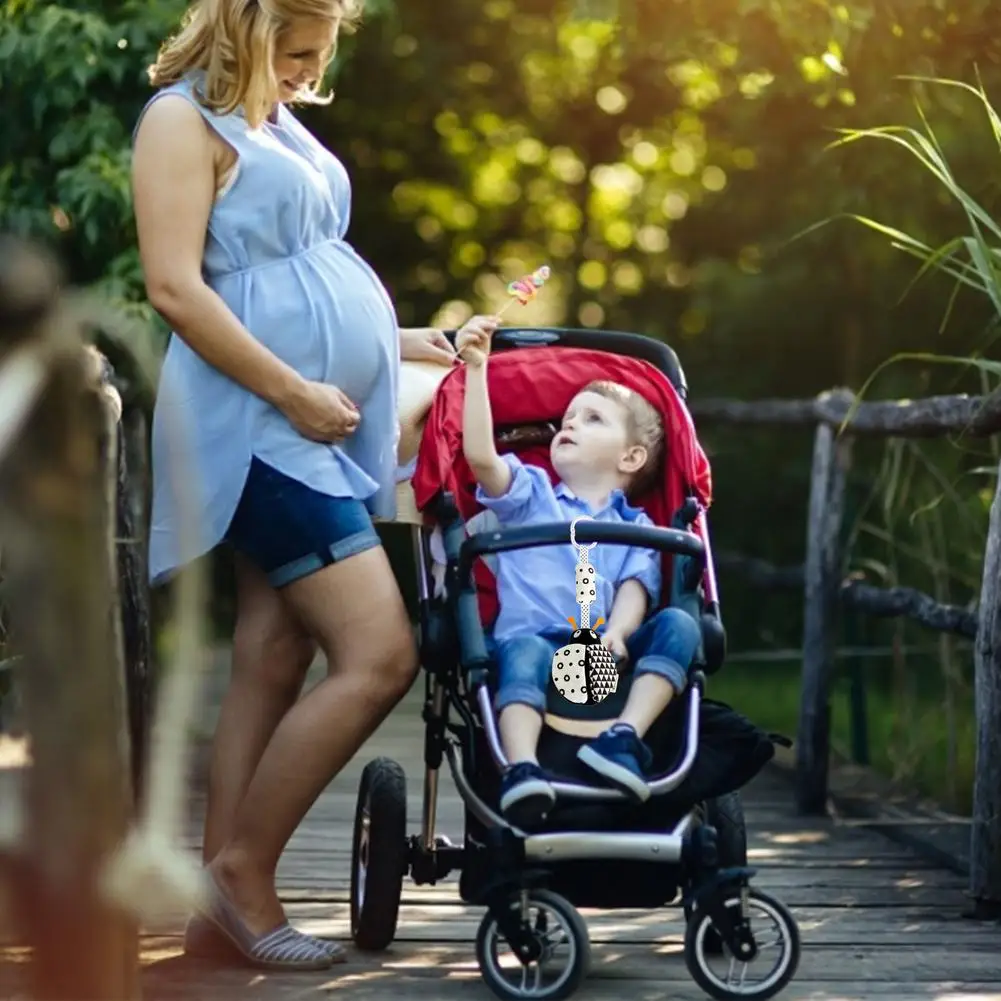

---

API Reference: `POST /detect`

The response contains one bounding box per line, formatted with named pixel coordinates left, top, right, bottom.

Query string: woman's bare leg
left=208, top=545, right=418, bottom=934
left=200, top=553, right=316, bottom=863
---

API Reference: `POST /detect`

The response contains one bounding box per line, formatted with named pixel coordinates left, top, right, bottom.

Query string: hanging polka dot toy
left=551, top=517, right=620, bottom=706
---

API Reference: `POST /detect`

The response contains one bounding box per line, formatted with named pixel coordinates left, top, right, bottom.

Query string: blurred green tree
left=3, top=0, right=999, bottom=659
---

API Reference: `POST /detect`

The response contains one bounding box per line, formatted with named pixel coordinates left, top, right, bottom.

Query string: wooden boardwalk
left=143, top=661, right=1000, bottom=1001
left=4, top=663, right=1000, bottom=1000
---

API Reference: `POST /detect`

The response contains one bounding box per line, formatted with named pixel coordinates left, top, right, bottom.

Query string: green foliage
left=0, top=0, right=184, bottom=320
left=5, top=0, right=1001, bottom=799
left=803, top=74, right=1001, bottom=654
left=806, top=74, right=1001, bottom=338
left=710, top=654, right=976, bottom=813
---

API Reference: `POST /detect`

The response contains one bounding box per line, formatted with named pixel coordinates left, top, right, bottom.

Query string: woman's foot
left=183, top=913, right=347, bottom=965
left=208, top=847, right=286, bottom=936
left=201, top=849, right=340, bottom=970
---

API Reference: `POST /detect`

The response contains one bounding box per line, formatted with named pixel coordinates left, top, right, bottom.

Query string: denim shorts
left=226, top=457, right=381, bottom=589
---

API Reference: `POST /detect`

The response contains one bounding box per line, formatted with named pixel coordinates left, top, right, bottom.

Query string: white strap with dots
left=551, top=517, right=619, bottom=706
left=570, top=516, right=598, bottom=629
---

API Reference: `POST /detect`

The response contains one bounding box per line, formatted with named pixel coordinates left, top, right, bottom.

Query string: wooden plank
left=6, top=937, right=1001, bottom=999
left=145, top=642, right=998, bottom=1000
left=144, top=901, right=1001, bottom=947
left=133, top=940, right=1001, bottom=981
left=690, top=387, right=1001, bottom=438
left=158, top=941, right=1001, bottom=980
left=267, top=885, right=964, bottom=910
left=270, top=863, right=966, bottom=892
left=128, top=956, right=1001, bottom=1001
left=258, top=844, right=948, bottom=869
left=138, top=976, right=1001, bottom=1001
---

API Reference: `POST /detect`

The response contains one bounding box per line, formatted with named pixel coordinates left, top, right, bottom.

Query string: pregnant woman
left=132, top=0, right=451, bottom=970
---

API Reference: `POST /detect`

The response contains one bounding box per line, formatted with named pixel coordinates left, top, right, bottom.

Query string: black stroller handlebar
left=457, top=521, right=705, bottom=583
left=449, top=519, right=708, bottom=680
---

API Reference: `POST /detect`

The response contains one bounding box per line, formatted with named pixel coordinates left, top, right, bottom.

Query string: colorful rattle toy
left=496, top=265, right=551, bottom=317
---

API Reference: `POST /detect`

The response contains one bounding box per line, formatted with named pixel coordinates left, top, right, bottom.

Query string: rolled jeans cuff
left=634, top=655, right=688, bottom=694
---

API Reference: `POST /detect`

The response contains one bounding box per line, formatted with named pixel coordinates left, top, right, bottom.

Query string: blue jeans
left=493, top=607, right=702, bottom=714
left=226, top=457, right=381, bottom=589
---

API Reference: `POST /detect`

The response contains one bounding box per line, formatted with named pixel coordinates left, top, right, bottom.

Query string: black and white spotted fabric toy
left=551, top=518, right=620, bottom=706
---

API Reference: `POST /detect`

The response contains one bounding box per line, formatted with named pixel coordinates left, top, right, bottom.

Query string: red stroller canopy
left=411, top=346, right=713, bottom=623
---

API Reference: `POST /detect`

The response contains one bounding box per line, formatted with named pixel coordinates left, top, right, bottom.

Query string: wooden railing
left=691, top=388, right=1001, bottom=918
left=0, top=238, right=150, bottom=998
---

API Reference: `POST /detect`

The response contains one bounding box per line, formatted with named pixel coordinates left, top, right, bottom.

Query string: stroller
left=350, top=328, right=801, bottom=1001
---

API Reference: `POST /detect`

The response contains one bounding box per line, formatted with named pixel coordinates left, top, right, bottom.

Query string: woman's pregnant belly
left=216, top=240, right=398, bottom=407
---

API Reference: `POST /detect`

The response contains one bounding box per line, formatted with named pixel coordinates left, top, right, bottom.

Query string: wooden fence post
left=796, top=416, right=853, bottom=814
left=970, top=454, right=1001, bottom=917
left=0, top=243, right=139, bottom=1000
left=117, top=404, right=152, bottom=799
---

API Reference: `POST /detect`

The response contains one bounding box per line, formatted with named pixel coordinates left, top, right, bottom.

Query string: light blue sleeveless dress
left=136, top=74, right=400, bottom=587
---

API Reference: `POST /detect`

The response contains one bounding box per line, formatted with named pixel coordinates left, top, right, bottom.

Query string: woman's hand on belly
left=400, top=327, right=457, bottom=366
left=278, top=379, right=361, bottom=442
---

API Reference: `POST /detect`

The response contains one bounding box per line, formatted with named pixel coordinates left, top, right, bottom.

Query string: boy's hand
left=456, top=314, right=500, bottom=368
left=601, top=628, right=629, bottom=667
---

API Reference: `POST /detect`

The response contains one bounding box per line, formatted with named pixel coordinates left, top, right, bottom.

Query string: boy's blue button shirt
left=476, top=454, right=662, bottom=643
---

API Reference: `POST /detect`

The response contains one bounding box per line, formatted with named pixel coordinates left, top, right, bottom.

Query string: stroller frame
left=351, top=328, right=801, bottom=1001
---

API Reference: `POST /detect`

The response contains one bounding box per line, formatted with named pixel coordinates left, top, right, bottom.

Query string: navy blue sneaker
left=576, top=723, right=654, bottom=802
left=499, top=762, right=556, bottom=828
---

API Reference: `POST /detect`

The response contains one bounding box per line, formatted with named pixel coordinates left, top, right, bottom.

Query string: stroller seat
left=413, top=337, right=725, bottom=805
left=350, top=328, right=800, bottom=1001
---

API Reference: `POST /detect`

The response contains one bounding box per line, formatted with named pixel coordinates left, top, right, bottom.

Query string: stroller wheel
left=706, top=792, right=749, bottom=869
left=476, top=889, right=590, bottom=1001
left=692, top=792, right=749, bottom=955
left=684, top=887, right=800, bottom=1000
left=350, top=757, right=408, bottom=951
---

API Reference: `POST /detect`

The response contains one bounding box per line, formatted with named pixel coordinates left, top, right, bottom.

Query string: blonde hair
left=582, top=380, right=665, bottom=497
left=148, top=0, right=362, bottom=128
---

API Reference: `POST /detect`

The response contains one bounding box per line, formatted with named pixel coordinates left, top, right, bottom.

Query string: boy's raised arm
left=459, top=316, right=511, bottom=498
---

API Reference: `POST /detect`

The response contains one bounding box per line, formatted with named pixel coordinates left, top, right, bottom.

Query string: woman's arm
left=400, top=327, right=456, bottom=365
left=132, top=96, right=303, bottom=410
left=132, top=96, right=359, bottom=442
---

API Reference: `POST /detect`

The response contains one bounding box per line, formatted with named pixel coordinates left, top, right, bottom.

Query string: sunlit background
left=4, top=0, right=1001, bottom=810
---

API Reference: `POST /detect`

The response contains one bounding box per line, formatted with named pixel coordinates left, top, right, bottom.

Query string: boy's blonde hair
left=148, top=0, right=361, bottom=128
left=582, top=380, right=665, bottom=497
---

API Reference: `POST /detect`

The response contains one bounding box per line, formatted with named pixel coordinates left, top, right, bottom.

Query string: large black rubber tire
left=684, top=888, right=801, bottom=1000
left=350, top=757, right=408, bottom=951
left=706, top=791, right=748, bottom=868
left=476, top=889, right=591, bottom=1001
left=687, top=793, right=748, bottom=955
